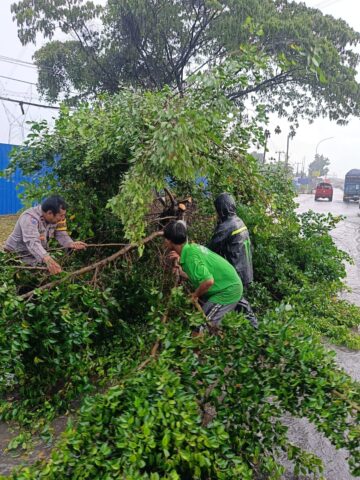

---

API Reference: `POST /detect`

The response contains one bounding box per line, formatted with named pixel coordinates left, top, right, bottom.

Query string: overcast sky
left=0, top=0, right=359, bottom=178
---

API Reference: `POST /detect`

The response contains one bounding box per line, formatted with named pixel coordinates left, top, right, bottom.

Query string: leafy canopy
left=11, top=0, right=360, bottom=123
left=9, top=54, right=268, bottom=243
left=308, top=153, right=331, bottom=177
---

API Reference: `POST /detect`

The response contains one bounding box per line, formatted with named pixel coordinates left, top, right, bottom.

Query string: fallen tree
left=20, top=231, right=163, bottom=300
left=1, top=60, right=359, bottom=478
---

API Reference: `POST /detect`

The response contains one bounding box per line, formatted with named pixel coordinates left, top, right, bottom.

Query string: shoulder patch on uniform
left=31, top=219, right=38, bottom=225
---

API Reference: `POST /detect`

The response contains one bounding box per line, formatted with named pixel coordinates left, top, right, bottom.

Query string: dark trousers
left=236, top=297, right=258, bottom=328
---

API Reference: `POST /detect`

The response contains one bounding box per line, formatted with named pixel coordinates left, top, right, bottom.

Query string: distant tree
left=308, top=154, right=330, bottom=177
left=11, top=0, right=360, bottom=124
left=250, top=151, right=265, bottom=164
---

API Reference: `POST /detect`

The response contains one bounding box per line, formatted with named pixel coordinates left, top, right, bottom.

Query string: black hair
left=163, top=221, right=187, bottom=245
left=41, top=195, right=67, bottom=214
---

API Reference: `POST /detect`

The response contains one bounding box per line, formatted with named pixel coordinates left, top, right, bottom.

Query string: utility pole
left=263, top=129, right=271, bottom=164
left=301, top=157, right=306, bottom=177
left=285, top=130, right=296, bottom=166
left=276, top=150, right=285, bottom=163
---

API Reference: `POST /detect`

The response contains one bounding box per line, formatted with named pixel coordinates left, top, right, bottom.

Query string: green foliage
left=0, top=258, right=123, bottom=424
left=8, top=59, right=266, bottom=243
left=6, top=63, right=360, bottom=348
left=290, top=286, right=360, bottom=350
left=4, top=292, right=360, bottom=479
left=10, top=0, right=360, bottom=123
left=242, top=189, right=360, bottom=349
left=2, top=57, right=360, bottom=478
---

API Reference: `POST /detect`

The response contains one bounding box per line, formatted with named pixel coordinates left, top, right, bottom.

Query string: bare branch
left=21, top=231, right=163, bottom=300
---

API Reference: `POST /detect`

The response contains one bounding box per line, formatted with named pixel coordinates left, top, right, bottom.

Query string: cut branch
left=20, top=231, right=163, bottom=300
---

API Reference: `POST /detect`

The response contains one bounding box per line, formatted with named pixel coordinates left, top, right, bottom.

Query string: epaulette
left=55, top=219, right=68, bottom=232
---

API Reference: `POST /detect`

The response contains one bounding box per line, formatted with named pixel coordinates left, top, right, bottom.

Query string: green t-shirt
left=180, top=243, right=243, bottom=305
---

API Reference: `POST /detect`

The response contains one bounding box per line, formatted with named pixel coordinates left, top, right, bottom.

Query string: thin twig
left=164, top=187, right=175, bottom=208
left=13, top=266, right=48, bottom=271
left=85, top=243, right=128, bottom=248
left=333, top=390, right=360, bottom=413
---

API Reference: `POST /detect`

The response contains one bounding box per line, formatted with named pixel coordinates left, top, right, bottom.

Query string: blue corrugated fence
left=0, top=143, right=25, bottom=215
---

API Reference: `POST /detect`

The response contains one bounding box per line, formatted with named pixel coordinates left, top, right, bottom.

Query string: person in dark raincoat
left=208, top=192, right=258, bottom=327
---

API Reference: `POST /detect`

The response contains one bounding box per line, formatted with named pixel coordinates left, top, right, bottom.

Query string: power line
left=314, top=0, right=342, bottom=8
left=2, top=90, right=43, bottom=103
left=0, top=54, right=38, bottom=69
left=0, top=95, right=60, bottom=110
left=0, top=54, right=54, bottom=73
left=0, top=74, right=37, bottom=86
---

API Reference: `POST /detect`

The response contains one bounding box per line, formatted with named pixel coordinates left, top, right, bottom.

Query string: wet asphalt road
left=297, top=188, right=360, bottom=308
left=281, top=188, right=360, bottom=480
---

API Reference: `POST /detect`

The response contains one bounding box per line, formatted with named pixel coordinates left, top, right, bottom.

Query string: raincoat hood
left=214, top=193, right=237, bottom=220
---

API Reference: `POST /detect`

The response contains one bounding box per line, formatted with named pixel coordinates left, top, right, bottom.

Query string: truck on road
left=343, top=169, right=360, bottom=202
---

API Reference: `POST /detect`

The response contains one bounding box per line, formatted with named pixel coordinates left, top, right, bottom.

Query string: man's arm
left=20, top=216, right=62, bottom=274
left=43, top=255, right=62, bottom=275
left=168, top=250, right=188, bottom=279
left=20, top=215, right=49, bottom=263
left=174, top=264, right=189, bottom=279
left=54, top=220, right=87, bottom=250
left=192, top=278, right=215, bottom=300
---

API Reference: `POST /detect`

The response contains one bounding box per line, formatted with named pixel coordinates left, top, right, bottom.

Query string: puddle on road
left=0, top=416, right=69, bottom=476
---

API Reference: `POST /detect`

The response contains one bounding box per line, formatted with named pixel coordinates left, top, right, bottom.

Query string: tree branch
left=20, top=231, right=163, bottom=300
left=227, top=68, right=302, bottom=101
left=63, top=0, right=116, bottom=90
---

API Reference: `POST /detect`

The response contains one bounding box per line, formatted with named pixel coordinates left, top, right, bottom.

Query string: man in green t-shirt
left=164, top=221, right=243, bottom=326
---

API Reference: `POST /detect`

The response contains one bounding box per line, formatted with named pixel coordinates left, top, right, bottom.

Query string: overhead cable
left=0, top=95, right=60, bottom=110
left=0, top=54, right=37, bottom=68
left=0, top=74, right=37, bottom=86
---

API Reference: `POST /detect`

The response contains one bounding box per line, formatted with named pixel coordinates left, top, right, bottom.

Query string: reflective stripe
left=244, top=238, right=251, bottom=260
left=206, top=304, right=222, bottom=321
left=231, top=226, right=247, bottom=236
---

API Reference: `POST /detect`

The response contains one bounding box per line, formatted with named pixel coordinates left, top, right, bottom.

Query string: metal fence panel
left=0, top=143, right=25, bottom=215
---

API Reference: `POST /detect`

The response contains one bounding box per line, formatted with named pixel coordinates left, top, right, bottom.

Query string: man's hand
left=69, top=241, right=87, bottom=250
left=43, top=255, right=62, bottom=275
left=168, top=251, right=188, bottom=279
left=167, top=250, right=180, bottom=262
left=190, top=292, right=199, bottom=302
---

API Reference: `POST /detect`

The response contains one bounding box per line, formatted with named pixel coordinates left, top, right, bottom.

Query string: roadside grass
left=0, top=216, right=17, bottom=247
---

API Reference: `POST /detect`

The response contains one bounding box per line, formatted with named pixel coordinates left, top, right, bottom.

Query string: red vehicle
left=315, top=182, right=333, bottom=201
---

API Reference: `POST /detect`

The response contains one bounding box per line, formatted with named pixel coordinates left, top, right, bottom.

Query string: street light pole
left=315, top=136, right=334, bottom=156
left=285, top=134, right=290, bottom=166
left=285, top=131, right=295, bottom=166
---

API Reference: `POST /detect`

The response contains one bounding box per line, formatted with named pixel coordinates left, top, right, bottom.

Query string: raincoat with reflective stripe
left=208, top=193, right=253, bottom=288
